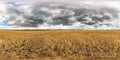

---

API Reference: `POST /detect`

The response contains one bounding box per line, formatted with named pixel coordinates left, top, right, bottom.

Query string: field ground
left=0, top=30, right=120, bottom=60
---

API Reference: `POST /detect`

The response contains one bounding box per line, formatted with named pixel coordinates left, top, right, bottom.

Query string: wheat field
left=0, top=30, right=120, bottom=60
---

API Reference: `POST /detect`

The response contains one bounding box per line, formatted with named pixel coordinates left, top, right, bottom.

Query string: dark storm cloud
left=51, top=16, right=74, bottom=25
left=73, top=6, right=119, bottom=25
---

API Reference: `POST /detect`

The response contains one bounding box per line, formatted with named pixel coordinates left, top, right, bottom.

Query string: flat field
left=0, top=30, right=120, bottom=60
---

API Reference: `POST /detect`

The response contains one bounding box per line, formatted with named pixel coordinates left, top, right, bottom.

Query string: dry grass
left=0, top=30, right=120, bottom=60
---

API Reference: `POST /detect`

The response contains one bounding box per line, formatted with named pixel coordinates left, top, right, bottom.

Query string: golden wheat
left=0, top=30, right=120, bottom=60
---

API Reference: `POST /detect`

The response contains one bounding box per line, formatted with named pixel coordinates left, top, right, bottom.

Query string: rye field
left=0, top=30, right=120, bottom=60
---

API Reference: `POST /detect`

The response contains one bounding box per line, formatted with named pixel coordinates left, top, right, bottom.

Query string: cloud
left=0, top=1, right=120, bottom=29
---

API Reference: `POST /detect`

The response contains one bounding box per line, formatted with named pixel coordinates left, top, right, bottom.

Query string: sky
left=0, top=0, right=120, bottom=29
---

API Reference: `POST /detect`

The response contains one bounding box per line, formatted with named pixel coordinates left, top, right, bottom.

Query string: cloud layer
left=0, top=1, right=120, bottom=29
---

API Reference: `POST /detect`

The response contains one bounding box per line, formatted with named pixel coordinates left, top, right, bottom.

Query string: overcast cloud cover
left=0, top=0, right=120, bottom=29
